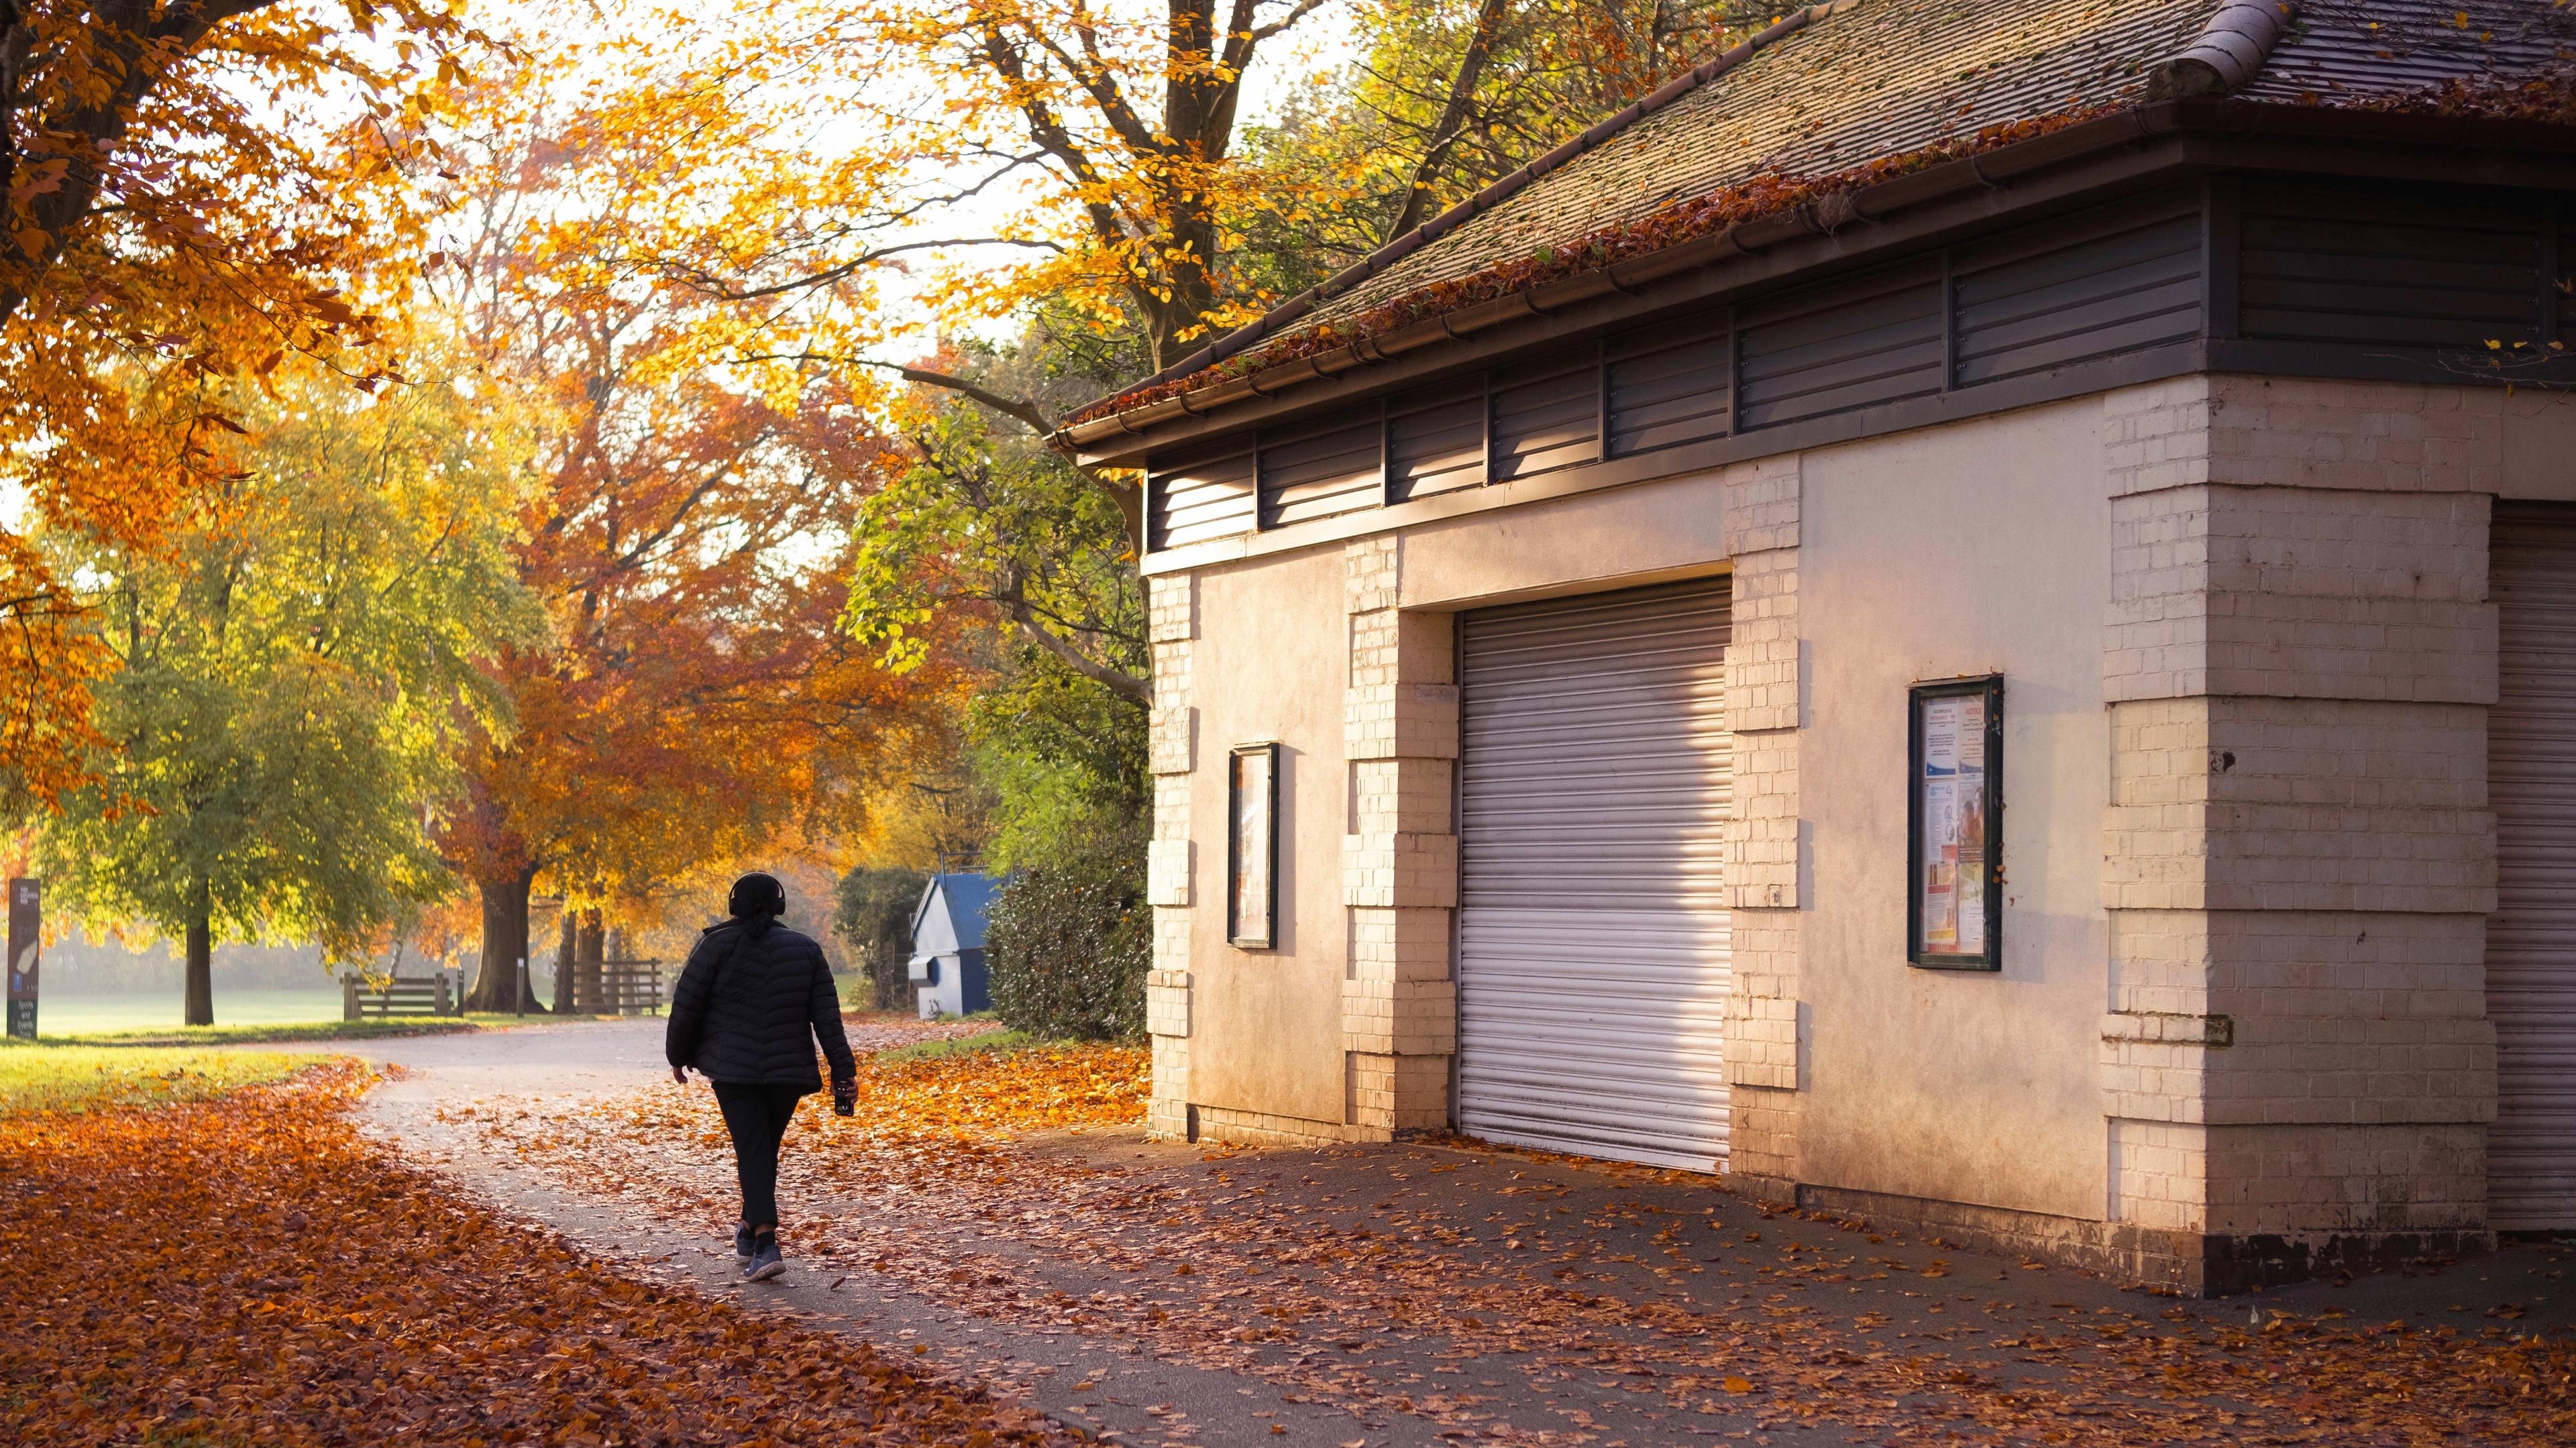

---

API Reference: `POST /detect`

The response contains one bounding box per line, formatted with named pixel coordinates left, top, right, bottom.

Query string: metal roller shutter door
left=1456, top=577, right=1732, bottom=1172
left=2491, top=504, right=2576, bottom=1231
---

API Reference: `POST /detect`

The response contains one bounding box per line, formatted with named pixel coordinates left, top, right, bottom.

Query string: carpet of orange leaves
left=464, top=1042, right=2576, bottom=1447
left=0, top=1061, right=1080, bottom=1447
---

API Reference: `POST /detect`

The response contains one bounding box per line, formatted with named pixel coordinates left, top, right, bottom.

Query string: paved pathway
left=294, top=1019, right=2571, bottom=1447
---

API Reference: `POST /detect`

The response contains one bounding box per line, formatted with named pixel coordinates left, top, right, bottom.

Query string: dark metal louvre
left=1490, top=357, right=1601, bottom=480
left=1257, top=415, right=1382, bottom=528
left=1607, top=313, right=1732, bottom=457
left=1147, top=445, right=1256, bottom=551
left=1952, top=201, right=2202, bottom=387
left=1736, top=261, right=1944, bottom=431
left=1389, top=378, right=1487, bottom=502
left=2241, top=184, right=2544, bottom=349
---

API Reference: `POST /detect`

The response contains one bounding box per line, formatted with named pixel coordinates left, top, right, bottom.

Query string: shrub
left=985, top=831, right=1147, bottom=1041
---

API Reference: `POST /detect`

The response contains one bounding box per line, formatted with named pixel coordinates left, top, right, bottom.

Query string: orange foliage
left=416, top=58, right=968, bottom=1004
left=0, top=1062, right=1077, bottom=1446
left=0, top=0, right=472, bottom=807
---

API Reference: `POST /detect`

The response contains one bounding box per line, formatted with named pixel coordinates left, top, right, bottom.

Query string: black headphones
left=727, top=872, right=788, bottom=919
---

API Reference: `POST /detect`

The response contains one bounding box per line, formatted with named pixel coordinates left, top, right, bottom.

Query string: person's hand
left=670, top=1064, right=688, bottom=1086
left=833, top=1076, right=857, bottom=1117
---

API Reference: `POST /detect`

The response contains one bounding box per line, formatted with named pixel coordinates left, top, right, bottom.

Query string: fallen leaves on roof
left=1074, top=65, right=2576, bottom=432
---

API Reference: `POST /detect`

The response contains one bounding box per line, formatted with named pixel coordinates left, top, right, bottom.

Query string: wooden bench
left=341, top=972, right=464, bottom=1021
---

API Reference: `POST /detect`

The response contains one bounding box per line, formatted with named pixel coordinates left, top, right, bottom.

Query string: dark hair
left=727, top=872, right=787, bottom=936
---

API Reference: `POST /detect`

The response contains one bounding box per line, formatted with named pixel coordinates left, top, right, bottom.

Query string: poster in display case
left=1227, top=742, right=1279, bottom=948
left=1908, top=676, right=2003, bottom=970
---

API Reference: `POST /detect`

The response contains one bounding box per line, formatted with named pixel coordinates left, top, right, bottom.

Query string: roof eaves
left=1056, top=99, right=2178, bottom=453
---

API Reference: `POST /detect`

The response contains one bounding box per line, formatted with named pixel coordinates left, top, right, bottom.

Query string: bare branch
left=1387, top=0, right=1512, bottom=242
left=1246, top=0, right=1328, bottom=47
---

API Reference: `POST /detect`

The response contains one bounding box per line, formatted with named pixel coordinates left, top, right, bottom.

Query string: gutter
left=1095, top=3, right=1856, bottom=409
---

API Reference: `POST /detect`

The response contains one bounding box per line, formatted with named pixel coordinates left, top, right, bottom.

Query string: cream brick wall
left=2098, top=376, right=2500, bottom=1260
left=1145, top=572, right=1198, bottom=1137
left=2104, top=374, right=2506, bottom=500
left=1335, top=536, right=1458, bottom=1136
left=1149, top=537, right=1460, bottom=1150
left=2202, top=1123, right=2486, bottom=1236
left=1719, top=459, right=1806, bottom=1174
left=2107, top=486, right=2498, bottom=705
left=1148, top=1034, right=1191, bottom=1139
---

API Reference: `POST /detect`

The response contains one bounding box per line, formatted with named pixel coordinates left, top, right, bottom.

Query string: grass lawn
left=26, top=987, right=590, bottom=1046
left=0, top=1040, right=307, bottom=1115
left=40, top=1017, right=502, bottom=1048
left=869, top=1019, right=1032, bottom=1062
left=34, top=987, right=352, bottom=1034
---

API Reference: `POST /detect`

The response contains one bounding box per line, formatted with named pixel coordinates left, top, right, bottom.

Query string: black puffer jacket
left=664, top=920, right=857, bottom=1092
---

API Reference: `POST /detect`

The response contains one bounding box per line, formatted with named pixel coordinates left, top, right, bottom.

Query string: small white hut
left=908, top=873, right=998, bottom=1020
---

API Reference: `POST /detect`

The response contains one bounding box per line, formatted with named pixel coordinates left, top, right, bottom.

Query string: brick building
left=1059, top=0, right=2576, bottom=1293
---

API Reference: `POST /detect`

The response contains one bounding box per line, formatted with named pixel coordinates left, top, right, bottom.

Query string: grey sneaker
left=733, top=1222, right=757, bottom=1263
left=745, top=1235, right=784, bottom=1282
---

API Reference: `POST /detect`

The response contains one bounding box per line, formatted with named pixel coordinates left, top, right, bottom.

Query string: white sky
left=0, top=0, right=1364, bottom=534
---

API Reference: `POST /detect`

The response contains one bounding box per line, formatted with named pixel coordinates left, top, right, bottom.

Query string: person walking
left=665, top=871, right=857, bottom=1282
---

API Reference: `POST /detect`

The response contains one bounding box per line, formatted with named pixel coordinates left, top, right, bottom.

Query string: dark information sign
left=7, top=877, right=36, bottom=1040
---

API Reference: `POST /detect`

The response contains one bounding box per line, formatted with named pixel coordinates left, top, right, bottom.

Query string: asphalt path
left=280, top=1019, right=2572, bottom=1448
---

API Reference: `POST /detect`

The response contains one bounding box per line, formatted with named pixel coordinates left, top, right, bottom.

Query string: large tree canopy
left=0, top=0, right=472, bottom=811
left=38, top=361, right=532, bottom=1023
left=418, top=50, right=961, bottom=1010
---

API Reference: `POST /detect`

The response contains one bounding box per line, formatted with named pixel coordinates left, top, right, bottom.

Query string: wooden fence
left=596, top=959, right=664, bottom=1017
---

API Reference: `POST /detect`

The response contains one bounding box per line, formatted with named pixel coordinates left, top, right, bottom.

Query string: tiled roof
left=1081, top=0, right=2576, bottom=429
left=1293, top=0, right=2217, bottom=333
left=1300, top=0, right=2576, bottom=334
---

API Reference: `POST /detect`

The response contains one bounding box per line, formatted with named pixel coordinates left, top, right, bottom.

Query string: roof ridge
left=1097, top=1, right=1861, bottom=408
left=2148, top=0, right=2296, bottom=98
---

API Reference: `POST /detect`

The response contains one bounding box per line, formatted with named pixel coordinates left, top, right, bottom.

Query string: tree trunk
left=549, top=912, right=576, bottom=1014
left=183, top=883, right=214, bottom=1027
left=574, top=909, right=604, bottom=1014
left=464, top=867, right=538, bottom=1013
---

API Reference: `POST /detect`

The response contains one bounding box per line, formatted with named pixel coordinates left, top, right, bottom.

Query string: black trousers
left=710, top=1082, right=806, bottom=1229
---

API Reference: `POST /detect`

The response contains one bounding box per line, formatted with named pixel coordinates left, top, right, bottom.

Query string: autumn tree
left=38, top=362, right=531, bottom=1025
left=417, top=48, right=953, bottom=1012
left=0, top=0, right=474, bottom=811
left=610, top=1, right=1735, bottom=711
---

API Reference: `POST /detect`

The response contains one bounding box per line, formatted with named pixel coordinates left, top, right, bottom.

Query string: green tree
left=833, top=865, right=931, bottom=1010
left=983, top=826, right=1150, bottom=1041
left=847, top=343, right=1149, bottom=707
left=39, top=367, right=534, bottom=1024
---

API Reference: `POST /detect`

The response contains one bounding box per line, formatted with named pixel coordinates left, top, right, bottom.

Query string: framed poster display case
left=1907, top=676, right=2004, bottom=970
left=1227, top=742, right=1279, bottom=948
